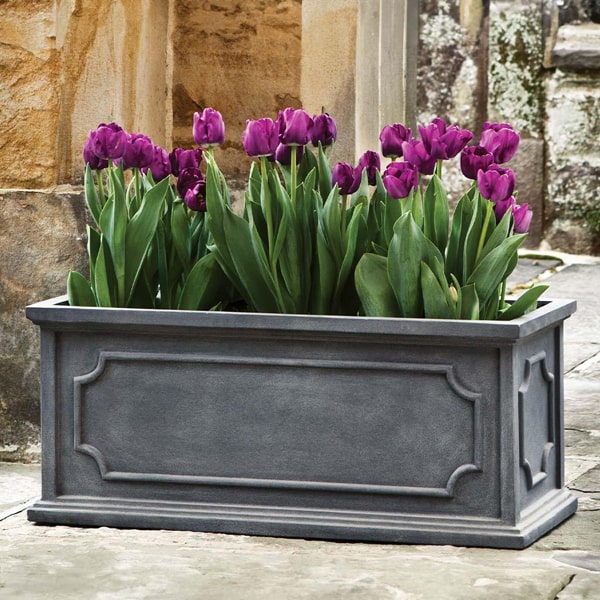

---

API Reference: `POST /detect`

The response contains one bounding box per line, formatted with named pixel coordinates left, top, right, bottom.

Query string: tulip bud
left=169, top=147, right=203, bottom=177
left=382, top=161, right=418, bottom=199
left=402, top=139, right=437, bottom=175
left=144, top=145, right=172, bottom=181
left=93, top=122, right=128, bottom=160
left=121, top=133, right=154, bottom=170
left=480, top=122, right=520, bottom=164
left=83, top=130, right=108, bottom=170
left=274, top=143, right=303, bottom=166
left=356, top=150, right=381, bottom=186
left=512, top=202, right=533, bottom=233
left=177, top=167, right=207, bottom=211
left=311, top=113, right=337, bottom=147
left=379, top=123, right=412, bottom=158
left=331, top=162, right=361, bottom=195
left=477, top=165, right=516, bottom=203
left=278, top=107, right=313, bottom=146
left=193, top=108, right=225, bottom=147
left=493, top=195, right=516, bottom=222
left=460, top=145, right=495, bottom=180
left=242, top=118, right=280, bottom=157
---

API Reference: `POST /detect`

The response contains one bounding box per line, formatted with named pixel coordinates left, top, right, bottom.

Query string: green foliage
left=68, top=165, right=226, bottom=310
left=356, top=176, right=545, bottom=320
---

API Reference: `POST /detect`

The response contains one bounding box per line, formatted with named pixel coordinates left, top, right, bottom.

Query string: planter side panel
left=49, top=327, right=503, bottom=519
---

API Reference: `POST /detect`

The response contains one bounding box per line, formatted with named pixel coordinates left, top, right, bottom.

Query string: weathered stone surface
left=172, top=0, right=302, bottom=177
left=0, top=0, right=59, bottom=188
left=552, top=23, right=600, bottom=70
left=488, top=1, right=545, bottom=138
left=0, top=188, right=87, bottom=457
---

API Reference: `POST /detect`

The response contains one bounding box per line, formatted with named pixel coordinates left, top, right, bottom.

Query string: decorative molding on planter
left=518, top=351, right=556, bottom=490
left=73, top=351, right=482, bottom=499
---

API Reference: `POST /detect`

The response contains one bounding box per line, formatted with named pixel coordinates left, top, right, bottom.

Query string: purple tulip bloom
left=512, top=202, right=533, bottom=233
left=83, top=130, right=108, bottom=169
left=493, top=195, right=516, bottom=222
left=169, top=147, right=203, bottom=177
left=460, top=145, right=495, bottom=180
left=477, top=165, right=516, bottom=203
left=93, top=122, right=128, bottom=160
left=331, top=162, right=361, bottom=195
left=177, top=167, right=207, bottom=212
left=401, top=139, right=437, bottom=175
left=143, top=145, right=172, bottom=181
left=242, top=118, right=280, bottom=157
left=121, top=133, right=154, bottom=170
left=419, top=118, right=473, bottom=160
left=274, top=143, right=303, bottom=165
left=356, top=150, right=381, bottom=186
left=311, top=113, right=337, bottom=147
left=193, top=108, right=225, bottom=148
left=382, top=161, right=419, bottom=199
left=379, top=123, right=412, bottom=158
left=278, top=107, right=313, bottom=146
left=480, top=122, right=520, bottom=164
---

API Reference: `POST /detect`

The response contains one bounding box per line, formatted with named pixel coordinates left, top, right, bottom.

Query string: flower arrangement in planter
left=25, top=107, right=577, bottom=549
left=68, top=107, right=546, bottom=321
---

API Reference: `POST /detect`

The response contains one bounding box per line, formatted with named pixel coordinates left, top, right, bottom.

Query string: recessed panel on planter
left=74, top=351, right=481, bottom=497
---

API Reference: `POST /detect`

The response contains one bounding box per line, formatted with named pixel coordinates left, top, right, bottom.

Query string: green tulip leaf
left=67, top=271, right=97, bottom=307
left=421, top=261, right=454, bottom=319
left=178, top=253, right=226, bottom=311
left=355, top=253, right=399, bottom=317
left=499, top=285, right=549, bottom=320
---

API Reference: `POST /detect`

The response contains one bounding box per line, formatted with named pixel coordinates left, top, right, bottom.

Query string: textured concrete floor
left=1, top=252, right=599, bottom=599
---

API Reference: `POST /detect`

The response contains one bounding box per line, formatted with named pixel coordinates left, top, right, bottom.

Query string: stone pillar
left=55, top=0, right=172, bottom=184
left=355, top=0, right=419, bottom=157
left=302, top=0, right=419, bottom=164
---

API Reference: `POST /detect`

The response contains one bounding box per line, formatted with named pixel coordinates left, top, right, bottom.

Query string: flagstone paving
left=1, top=252, right=599, bottom=599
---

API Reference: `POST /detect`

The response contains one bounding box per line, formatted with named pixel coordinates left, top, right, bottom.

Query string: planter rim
left=26, top=295, right=576, bottom=341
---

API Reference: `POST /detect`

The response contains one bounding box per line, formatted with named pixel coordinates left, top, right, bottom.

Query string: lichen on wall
left=488, top=3, right=545, bottom=138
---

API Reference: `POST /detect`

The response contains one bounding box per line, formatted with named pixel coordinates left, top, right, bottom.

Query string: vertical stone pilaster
left=302, top=0, right=419, bottom=164
left=356, top=0, right=419, bottom=156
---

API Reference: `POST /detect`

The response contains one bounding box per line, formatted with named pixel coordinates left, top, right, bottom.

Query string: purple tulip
left=278, top=107, right=313, bottom=146
left=143, top=145, right=172, bottom=181
left=493, top=195, right=516, bottom=222
left=242, top=118, right=280, bottom=157
left=401, top=139, right=437, bottom=175
left=480, top=122, right=520, bottom=164
left=419, top=118, right=473, bottom=160
left=382, top=161, right=419, bottom=199
left=177, top=167, right=207, bottom=211
left=93, top=122, right=128, bottom=160
left=311, top=113, right=337, bottom=147
left=477, top=165, right=516, bottom=203
left=356, top=150, right=381, bottom=186
left=274, top=143, right=303, bottom=165
left=512, top=202, right=533, bottom=233
left=379, top=123, right=412, bottom=158
left=192, top=108, right=225, bottom=147
left=82, top=130, right=108, bottom=169
left=169, top=147, right=203, bottom=177
left=121, top=133, right=154, bottom=170
left=331, top=162, right=361, bottom=195
left=460, top=145, right=495, bottom=180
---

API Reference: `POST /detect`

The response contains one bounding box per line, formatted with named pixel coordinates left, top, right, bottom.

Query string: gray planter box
left=26, top=296, right=577, bottom=548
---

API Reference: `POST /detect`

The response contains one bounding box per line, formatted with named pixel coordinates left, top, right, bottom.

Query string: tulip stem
left=435, top=159, right=443, bottom=179
left=96, top=171, right=106, bottom=207
left=290, top=145, right=297, bottom=207
left=476, top=197, right=493, bottom=263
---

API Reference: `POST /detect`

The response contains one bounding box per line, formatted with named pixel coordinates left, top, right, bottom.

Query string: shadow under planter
left=26, top=296, right=577, bottom=549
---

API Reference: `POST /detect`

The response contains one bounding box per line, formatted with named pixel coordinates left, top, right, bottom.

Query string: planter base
left=28, top=489, right=575, bottom=549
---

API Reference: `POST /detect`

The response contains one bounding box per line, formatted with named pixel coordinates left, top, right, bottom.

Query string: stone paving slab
left=0, top=512, right=599, bottom=600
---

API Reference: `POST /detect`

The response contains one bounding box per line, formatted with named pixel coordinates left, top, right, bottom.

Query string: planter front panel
left=27, top=299, right=577, bottom=548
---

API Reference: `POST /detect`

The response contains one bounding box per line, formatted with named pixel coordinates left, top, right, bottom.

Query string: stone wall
left=1, top=0, right=600, bottom=456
